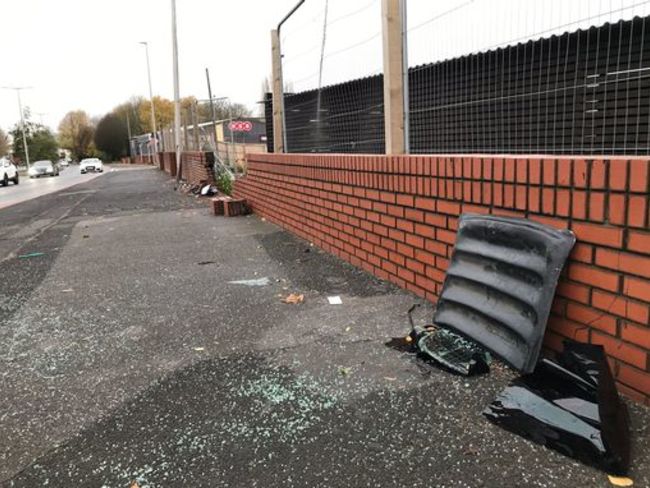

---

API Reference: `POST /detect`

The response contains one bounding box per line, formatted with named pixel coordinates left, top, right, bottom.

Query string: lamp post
left=2, top=86, right=31, bottom=168
left=171, top=0, right=182, bottom=182
left=35, top=112, right=47, bottom=126
left=139, top=41, right=158, bottom=165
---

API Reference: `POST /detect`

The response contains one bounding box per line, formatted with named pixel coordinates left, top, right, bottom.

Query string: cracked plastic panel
left=433, top=214, right=575, bottom=373
left=484, top=341, right=631, bottom=475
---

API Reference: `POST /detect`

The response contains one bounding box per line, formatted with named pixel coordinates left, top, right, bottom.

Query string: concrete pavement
left=1, top=168, right=649, bottom=487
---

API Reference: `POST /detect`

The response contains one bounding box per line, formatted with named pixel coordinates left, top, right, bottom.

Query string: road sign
left=229, top=121, right=253, bottom=132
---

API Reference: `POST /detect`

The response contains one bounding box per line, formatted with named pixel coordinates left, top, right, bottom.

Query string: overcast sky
left=0, top=0, right=297, bottom=133
left=2, top=0, right=647, bottom=134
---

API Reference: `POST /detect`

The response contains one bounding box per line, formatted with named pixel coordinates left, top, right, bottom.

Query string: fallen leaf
left=383, top=376, right=397, bottom=381
left=463, top=446, right=479, bottom=456
left=281, top=293, right=304, bottom=304
left=130, top=482, right=140, bottom=488
left=339, top=367, right=351, bottom=376
left=608, top=475, right=634, bottom=487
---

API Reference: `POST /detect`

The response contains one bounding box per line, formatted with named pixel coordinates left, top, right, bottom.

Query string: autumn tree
left=137, top=96, right=174, bottom=133
left=104, top=95, right=254, bottom=141
left=58, top=110, right=95, bottom=160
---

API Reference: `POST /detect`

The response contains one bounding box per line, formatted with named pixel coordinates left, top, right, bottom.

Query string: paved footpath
left=1, top=167, right=649, bottom=487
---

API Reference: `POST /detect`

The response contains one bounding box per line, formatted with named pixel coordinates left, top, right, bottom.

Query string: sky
left=2, top=0, right=648, bottom=135
left=0, top=0, right=298, bottom=133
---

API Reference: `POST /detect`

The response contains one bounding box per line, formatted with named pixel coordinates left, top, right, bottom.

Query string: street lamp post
left=139, top=41, right=158, bottom=166
left=35, top=112, right=47, bottom=126
left=171, top=0, right=182, bottom=183
left=2, top=86, right=32, bottom=168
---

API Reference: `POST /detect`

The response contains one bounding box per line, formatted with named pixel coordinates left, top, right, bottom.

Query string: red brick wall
left=128, top=155, right=154, bottom=165
left=180, top=152, right=215, bottom=186
left=159, top=152, right=177, bottom=176
left=234, top=153, right=650, bottom=404
left=154, top=152, right=215, bottom=186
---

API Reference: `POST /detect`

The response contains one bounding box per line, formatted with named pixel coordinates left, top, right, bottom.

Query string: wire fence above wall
left=269, top=0, right=650, bottom=155
left=408, top=0, right=650, bottom=154
left=280, top=0, right=384, bottom=153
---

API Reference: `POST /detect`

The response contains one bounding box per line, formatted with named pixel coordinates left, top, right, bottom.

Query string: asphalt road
left=1, top=168, right=649, bottom=488
left=0, top=165, right=105, bottom=210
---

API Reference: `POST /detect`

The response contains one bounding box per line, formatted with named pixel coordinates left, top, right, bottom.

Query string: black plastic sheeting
left=484, top=341, right=631, bottom=475
left=432, top=214, right=575, bottom=373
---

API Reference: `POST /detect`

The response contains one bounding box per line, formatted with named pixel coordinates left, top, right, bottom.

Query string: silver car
left=28, top=160, right=60, bottom=178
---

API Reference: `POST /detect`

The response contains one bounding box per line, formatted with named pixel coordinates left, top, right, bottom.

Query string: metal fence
left=272, top=1, right=650, bottom=155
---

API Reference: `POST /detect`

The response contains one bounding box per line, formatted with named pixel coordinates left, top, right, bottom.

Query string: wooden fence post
left=382, top=0, right=408, bottom=154
left=271, top=29, right=285, bottom=153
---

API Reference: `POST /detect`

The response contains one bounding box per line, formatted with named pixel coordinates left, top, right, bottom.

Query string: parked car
left=28, top=160, right=60, bottom=178
left=58, top=158, right=70, bottom=167
left=80, top=158, right=103, bottom=174
left=0, top=157, right=19, bottom=186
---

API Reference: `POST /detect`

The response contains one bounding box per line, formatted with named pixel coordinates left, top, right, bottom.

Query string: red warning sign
left=229, top=121, right=253, bottom=132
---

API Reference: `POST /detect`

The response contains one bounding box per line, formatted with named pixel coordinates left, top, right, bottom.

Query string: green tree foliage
left=113, top=96, right=145, bottom=136
left=10, top=122, right=58, bottom=163
left=58, top=110, right=95, bottom=160
left=94, top=113, right=128, bottom=161
left=0, top=128, right=9, bottom=156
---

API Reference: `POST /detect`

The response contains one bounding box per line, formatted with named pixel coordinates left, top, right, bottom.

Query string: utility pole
left=126, top=113, right=132, bottom=139
left=139, top=41, right=158, bottom=166
left=191, top=101, right=199, bottom=150
left=2, top=86, right=32, bottom=168
left=35, top=112, right=47, bottom=126
left=183, top=109, right=189, bottom=150
left=126, top=113, right=132, bottom=156
left=171, top=0, right=182, bottom=182
left=229, top=102, right=234, bottom=164
left=205, top=68, right=217, bottom=149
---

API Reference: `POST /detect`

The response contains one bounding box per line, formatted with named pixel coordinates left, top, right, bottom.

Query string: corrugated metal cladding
left=432, top=214, right=575, bottom=373
left=267, top=16, right=650, bottom=155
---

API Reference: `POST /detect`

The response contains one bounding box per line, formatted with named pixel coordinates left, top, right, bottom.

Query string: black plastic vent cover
left=432, top=214, right=575, bottom=373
